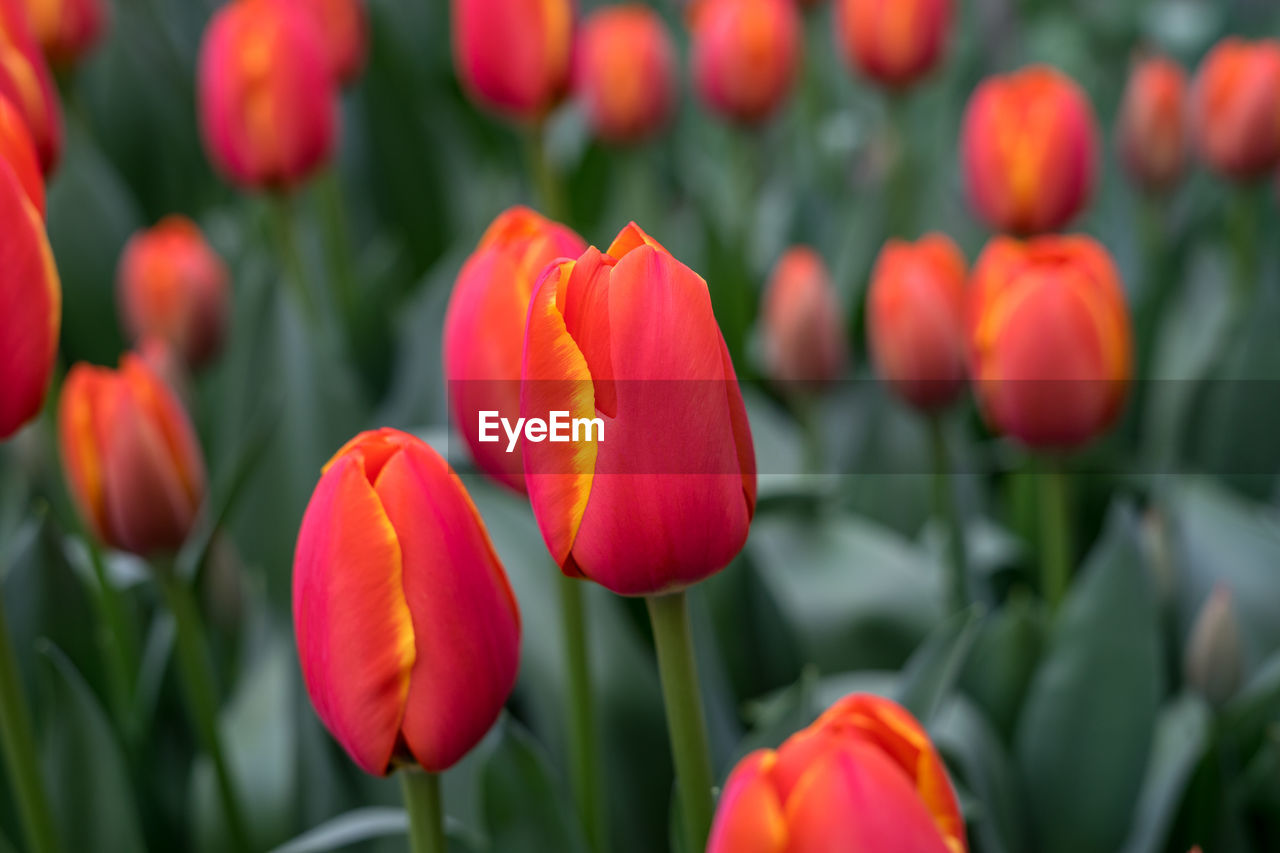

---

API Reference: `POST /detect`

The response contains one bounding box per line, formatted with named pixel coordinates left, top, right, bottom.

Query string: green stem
left=269, top=194, right=316, bottom=321
left=527, top=123, right=569, bottom=223
left=886, top=94, right=915, bottom=239
left=317, top=170, right=359, bottom=339
left=86, top=540, right=138, bottom=739
left=400, top=767, right=446, bottom=853
left=645, top=591, right=714, bottom=853
left=1037, top=460, right=1072, bottom=612
left=558, top=574, right=607, bottom=852
left=1229, top=186, right=1263, bottom=317
left=928, top=417, right=968, bottom=611
left=0, top=600, right=58, bottom=853
left=156, top=567, right=251, bottom=852
left=794, top=394, right=823, bottom=476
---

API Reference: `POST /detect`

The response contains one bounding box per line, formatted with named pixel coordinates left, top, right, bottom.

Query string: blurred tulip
left=968, top=235, right=1131, bottom=449
left=961, top=65, right=1099, bottom=233
left=293, top=0, right=366, bottom=86
left=868, top=234, right=968, bottom=412
left=1191, top=38, right=1280, bottom=181
left=1185, top=585, right=1242, bottom=708
left=443, top=206, right=586, bottom=493
left=117, top=216, right=230, bottom=369
left=136, top=336, right=191, bottom=404
left=198, top=0, right=337, bottom=190
left=691, top=0, right=800, bottom=124
left=834, top=0, right=952, bottom=90
left=293, top=428, right=521, bottom=774
left=0, top=93, right=43, bottom=215
left=761, top=247, right=847, bottom=386
left=452, top=0, right=573, bottom=120
left=0, top=0, right=62, bottom=173
left=22, top=0, right=106, bottom=67
left=575, top=5, right=676, bottom=144
left=521, top=223, right=757, bottom=596
left=1117, top=55, right=1189, bottom=193
left=708, top=693, right=967, bottom=852
left=58, top=354, right=207, bottom=555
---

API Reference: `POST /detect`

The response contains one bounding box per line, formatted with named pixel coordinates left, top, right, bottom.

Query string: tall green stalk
left=269, top=194, right=316, bottom=322
left=526, top=123, right=569, bottom=223
left=1037, top=460, right=1072, bottom=612
left=558, top=574, right=606, bottom=852
left=0, top=599, right=58, bottom=853
left=928, top=417, right=968, bottom=611
left=400, top=767, right=446, bottom=853
left=316, top=170, right=360, bottom=348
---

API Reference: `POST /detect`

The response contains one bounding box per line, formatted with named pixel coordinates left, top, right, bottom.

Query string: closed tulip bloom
left=708, top=693, right=967, bottom=853
left=0, top=93, right=44, bottom=215
left=761, top=247, right=847, bottom=386
left=961, top=66, right=1099, bottom=234
left=293, top=428, right=521, bottom=775
left=835, top=0, right=952, bottom=90
left=1191, top=39, right=1280, bottom=181
left=58, top=354, right=207, bottom=555
left=22, top=0, right=107, bottom=67
left=444, top=206, right=586, bottom=493
left=521, top=223, right=757, bottom=596
left=295, top=0, right=367, bottom=86
left=1117, top=56, right=1189, bottom=192
left=452, top=0, right=573, bottom=120
left=691, top=0, right=800, bottom=124
left=575, top=5, right=676, bottom=144
left=198, top=0, right=337, bottom=190
left=0, top=0, right=63, bottom=174
left=968, top=235, right=1131, bottom=449
left=868, top=234, right=968, bottom=412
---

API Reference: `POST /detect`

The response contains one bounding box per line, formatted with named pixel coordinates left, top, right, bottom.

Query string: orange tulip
left=961, top=66, right=1099, bottom=234
left=22, top=0, right=107, bottom=67
left=968, top=235, right=1131, bottom=449
left=0, top=93, right=44, bottom=215
left=293, top=428, right=521, bottom=775
left=1191, top=38, right=1280, bottom=181
left=708, top=693, right=967, bottom=853
left=835, top=0, right=953, bottom=90
left=117, top=216, right=231, bottom=369
left=452, top=0, right=573, bottom=120
left=868, top=234, right=968, bottom=412
left=761, top=247, right=847, bottom=386
left=1117, top=56, right=1189, bottom=193
left=575, top=5, right=676, bottom=144
left=691, top=0, right=800, bottom=124
left=0, top=0, right=63, bottom=174
left=58, top=354, right=207, bottom=555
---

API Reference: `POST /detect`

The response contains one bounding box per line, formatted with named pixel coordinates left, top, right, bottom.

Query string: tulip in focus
left=691, top=0, right=801, bottom=124
left=22, top=0, right=107, bottom=67
left=835, top=0, right=953, bottom=90
left=968, top=235, right=1132, bottom=449
left=0, top=0, right=63, bottom=173
left=294, top=0, right=367, bottom=86
left=867, top=234, right=968, bottom=412
left=452, top=0, right=573, bottom=120
left=761, top=247, right=847, bottom=386
left=444, top=206, right=586, bottom=493
left=1191, top=39, right=1280, bottom=181
left=961, top=65, right=1099, bottom=234
left=0, top=93, right=44, bottom=215
left=575, top=5, right=676, bottom=144
left=198, top=0, right=337, bottom=189
left=293, top=428, right=521, bottom=774
left=59, top=354, right=207, bottom=555
left=1117, top=56, right=1189, bottom=193
left=708, top=693, right=967, bottom=852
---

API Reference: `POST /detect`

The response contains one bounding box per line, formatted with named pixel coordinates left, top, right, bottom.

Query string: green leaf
left=933, top=696, right=1028, bottom=853
left=268, top=808, right=406, bottom=853
left=481, top=715, right=588, bottom=853
left=959, top=594, right=1047, bottom=738
left=1222, top=648, right=1280, bottom=754
left=1120, top=694, right=1213, bottom=853
left=894, top=606, right=982, bottom=723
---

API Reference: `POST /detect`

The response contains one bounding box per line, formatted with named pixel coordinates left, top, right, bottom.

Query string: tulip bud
left=452, top=0, right=573, bottom=121
left=197, top=0, right=337, bottom=190
left=444, top=206, right=586, bottom=493
left=575, top=5, right=676, bottom=144
left=867, top=234, right=968, bottom=412
left=1117, top=56, right=1189, bottom=193
left=521, top=222, right=757, bottom=596
left=0, top=93, right=44, bottom=216
left=708, top=693, right=967, bottom=852
left=834, top=0, right=953, bottom=90
left=1184, top=585, right=1242, bottom=708
left=58, top=354, right=207, bottom=555
left=22, top=0, right=107, bottom=67
left=967, top=235, right=1132, bottom=449
left=293, top=428, right=521, bottom=775
left=293, top=0, right=366, bottom=86
left=961, top=65, right=1099, bottom=234
left=1191, top=38, right=1280, bottom=181
left=761, top=247, right=847, bottom=386
left=0, top=0, right=63, bottom=174
left=117, top=216, right=231, bottom=369
left=691, top=0, right=801, bottom=125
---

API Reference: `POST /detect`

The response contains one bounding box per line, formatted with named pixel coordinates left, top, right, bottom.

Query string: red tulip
left=0, top=93, right=44, bottom=215
left=22, top=0, right=107, bottom=67
left=58, top=354, right=207, bottom=555
left=691, top=0, right=801, bottom=124
left=452, top=0, right=573, bottom=121
left=708, top=693, right=967, bottom=853
left=835, top=0, right=953, bottom=90
left=867, top=234, right=968, bottom=412
left=117, top=216, right=231, bottom=369
left=292, top=0, right=366, bottom=86
left=293, top=428, right=521, bottom=775
left=1191, top=38, right=1280, bottom=181
left=0, top=0, right=63, bottom=174
left=575, top=4, right=676, bottom=144
left=967, top=235, right=1131, bottom=449
left=761, top=246, right=847, bottom=386
left=521, top=223, right=757, bottom=596
left=443, top=206, right=586, bottom=493
left=961, top=65, right=1099, bottom=234
left=1118, top=55, right=1189, bottom=193
left=198, top=0, right=337, bottom=190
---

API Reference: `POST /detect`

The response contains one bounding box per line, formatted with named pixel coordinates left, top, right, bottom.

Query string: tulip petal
left=57, top=365, right=111, bottom=537
left=707, top=750, right=788, bottom=853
